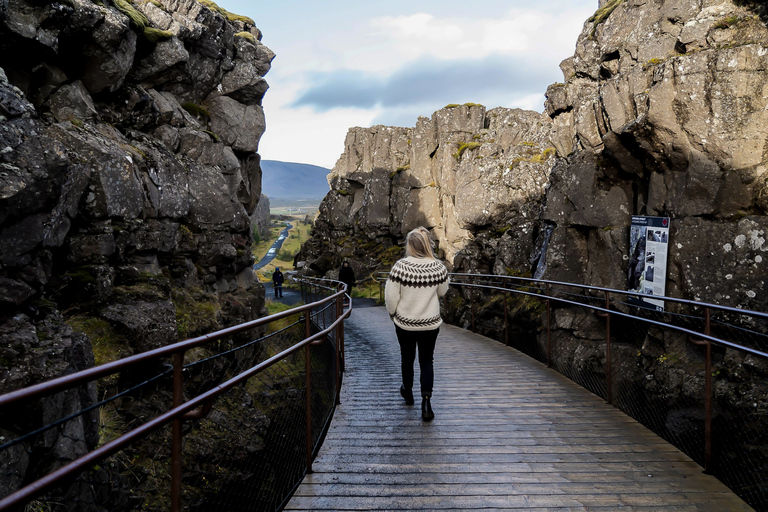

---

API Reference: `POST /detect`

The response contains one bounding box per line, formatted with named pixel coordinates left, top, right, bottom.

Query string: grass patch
left=453, top=142, right=482, bottom=160
left=264, top=300, right=303, bottom=333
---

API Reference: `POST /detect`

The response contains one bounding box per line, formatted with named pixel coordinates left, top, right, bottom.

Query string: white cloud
left=369, top=8, right=577, bottom=64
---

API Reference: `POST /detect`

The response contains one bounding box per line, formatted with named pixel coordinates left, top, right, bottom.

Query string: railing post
left=604, top=291, right=612, bottom=404
left=704, top=307, right=712, bottom=473
left=304, top=314, right=313, bottom=474
left=546, top=283, right=552, bottom=368
left=335, top=294, right=343, bottom=404
left=470, top=275, right=476, bottom=333
left=171, top=352, right=184, bottom=512
left=504, top=284, right=509, bottom=346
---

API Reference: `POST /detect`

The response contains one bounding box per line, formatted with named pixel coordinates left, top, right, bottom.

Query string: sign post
left=627, top=216, right=670, bottom=311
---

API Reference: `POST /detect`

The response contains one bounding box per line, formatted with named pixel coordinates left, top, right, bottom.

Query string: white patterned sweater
left=385, top=256, right=450, bottom=331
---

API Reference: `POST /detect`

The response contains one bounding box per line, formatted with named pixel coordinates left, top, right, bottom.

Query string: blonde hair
left=405, top=227, right=436, bottom=259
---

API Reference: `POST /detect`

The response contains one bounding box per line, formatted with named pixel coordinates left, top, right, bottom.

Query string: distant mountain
left=260, top=160, right=330, bottom=200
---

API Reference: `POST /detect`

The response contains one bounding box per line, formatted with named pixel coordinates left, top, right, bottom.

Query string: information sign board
left=627, top=216, right=670, bottom=311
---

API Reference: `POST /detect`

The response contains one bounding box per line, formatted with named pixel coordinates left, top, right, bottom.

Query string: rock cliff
left=0, top=0, right=272, bottom=504
left=301, top=0, right=768, bottom=313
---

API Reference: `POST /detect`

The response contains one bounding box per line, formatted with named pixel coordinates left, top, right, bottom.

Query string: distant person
left=339, top=261, right=356, bottom=304
left=272, top=267, right=284, bottom=298
left=385, top=227, right=449, bottom=422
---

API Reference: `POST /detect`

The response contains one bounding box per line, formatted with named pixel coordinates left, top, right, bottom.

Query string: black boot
left=422, top=395, right=434, bottom=421
left=400, top=385, right=414, bottom=405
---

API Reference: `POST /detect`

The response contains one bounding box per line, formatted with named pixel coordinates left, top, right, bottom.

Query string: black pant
left=274, top=285, right=282, bottom=297
left=395, top=325, right=439, bottom=397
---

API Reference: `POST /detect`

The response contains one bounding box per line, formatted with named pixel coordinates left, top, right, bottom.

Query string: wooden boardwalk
left=285, top=305, right=753, bottom=511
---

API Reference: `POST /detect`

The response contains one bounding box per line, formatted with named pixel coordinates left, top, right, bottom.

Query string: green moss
left=234, top=31, right=256, bottom=43
left=179, top=224, right=195, bottom=243
left=508, top=146, right=556, bottom=169
left=181, top=102, right=210, bottom=122
left=714, top=15, right=739, bottom=29
left=338, top=189, right=350, bottom=196
left=195, top=0, right=254, bottom=25
left=643, top=57, right=665, bottom=70
left=472, top=134, right=482, bottom=140
left=463, top=102, right=483, bottom=108
left=143, top=26, right=173, bottom=43
left=444, top=103, right=461, bottom=109
left=71, top=118, right=84, bottom=128
left=200, top=129, right=220, bottom=142
left=453, top=142, right=482, bottom=160
left=588, top=0, right=625, bottom=37
left=226, top=12, right=255, bottom=24
left=114, top=0, right=149, bottom=29
left=173, top=289, right=221, bottom=340
left=67, top=316, right=127, bottom=366
left=518, top=141, right=536, bottom=147
left=66, top=267, right=97, bottom=285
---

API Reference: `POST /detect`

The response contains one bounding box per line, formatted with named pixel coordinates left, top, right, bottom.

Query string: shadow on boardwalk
left=286, top=306, right=753, bottom=511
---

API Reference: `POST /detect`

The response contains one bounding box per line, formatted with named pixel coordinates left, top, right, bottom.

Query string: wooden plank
left=284, top=307, right=754, bottom=511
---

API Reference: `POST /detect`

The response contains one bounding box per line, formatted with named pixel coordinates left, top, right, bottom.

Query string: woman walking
left=385, top=227, right=449, bottom=421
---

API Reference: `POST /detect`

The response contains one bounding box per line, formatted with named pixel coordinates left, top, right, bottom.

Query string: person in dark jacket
left=339, top=261, right=356, bottom=303
left=272, top=267, right=284, bottom=298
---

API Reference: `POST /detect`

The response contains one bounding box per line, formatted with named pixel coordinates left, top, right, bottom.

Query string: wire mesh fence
left=0, top=280, right=347, bottom=512
left=443, top=272, right=768, bottom=511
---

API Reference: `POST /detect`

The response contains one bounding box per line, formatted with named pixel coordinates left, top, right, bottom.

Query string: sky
left=219, top=0, right=598, bottom=169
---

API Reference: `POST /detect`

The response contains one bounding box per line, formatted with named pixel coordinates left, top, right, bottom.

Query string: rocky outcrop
left=542, top=0, right=768, bottom=307
left=251, top=193, right=271, bottom=240
left=298, top=105, right=556, bottom=280
left=0, top=0, right=273, bottom=506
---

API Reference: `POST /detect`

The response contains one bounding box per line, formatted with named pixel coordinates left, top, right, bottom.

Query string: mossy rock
left=453, top=142, right=482, bottom=160
left=181, top=102, right=210, bottom=122
left=114, top=0, right=149, bottom=29
left=67, top=316, right=129, bottom=366
left=226, top=12, right=255, bottom=25
left=143, top=26, right=173, bottom=43
left=234, top=31, right=256, bottom=43
left=444, top=103, right=461, bottom=109
left=588, top=0, right=625, bottom=37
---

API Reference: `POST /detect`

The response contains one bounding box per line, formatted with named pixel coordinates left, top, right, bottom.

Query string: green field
left=253, top=216, right=313, bottom=282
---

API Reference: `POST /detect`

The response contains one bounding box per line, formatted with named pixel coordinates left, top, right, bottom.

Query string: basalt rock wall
left=0, top=0, right=273, bottom=504
left=298, top=106, right=557, bottom=280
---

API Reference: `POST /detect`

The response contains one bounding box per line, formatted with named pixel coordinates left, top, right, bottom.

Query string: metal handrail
left=378, top=269, right=768, bottom=481
left=0, top=279, right=351, bottom=512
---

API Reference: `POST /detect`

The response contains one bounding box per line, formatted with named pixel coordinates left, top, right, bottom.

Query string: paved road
left=253, top=222, right=293, bottom=270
